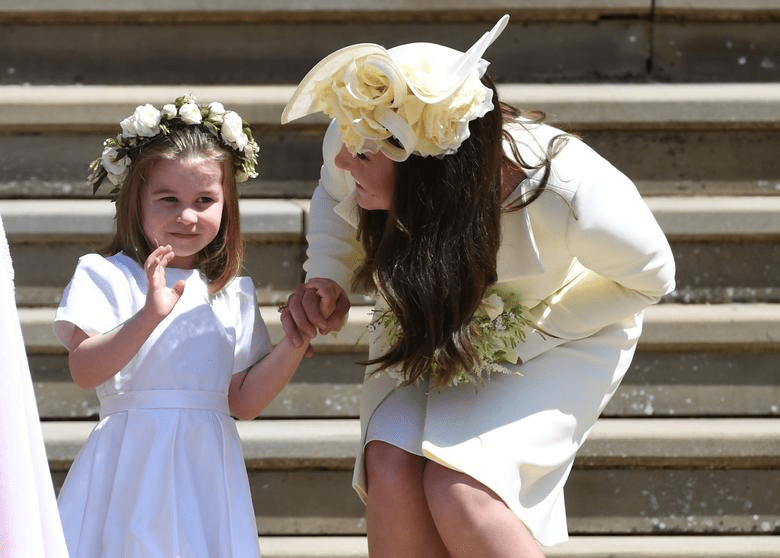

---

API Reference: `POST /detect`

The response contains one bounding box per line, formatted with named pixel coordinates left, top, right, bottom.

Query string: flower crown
left=88, top=95, right=259, bottom=197
left=281, top=15, right=509, bottom=162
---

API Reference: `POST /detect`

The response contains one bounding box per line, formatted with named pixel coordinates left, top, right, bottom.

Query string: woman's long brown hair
left=352, top=78, right=505, bottom=386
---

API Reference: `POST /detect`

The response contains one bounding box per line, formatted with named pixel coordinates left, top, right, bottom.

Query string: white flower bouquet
left=372, top=285, right=533, bottom=388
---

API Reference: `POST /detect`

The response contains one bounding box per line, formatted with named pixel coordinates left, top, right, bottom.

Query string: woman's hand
left=280, top=278, right=350, bottom=350
left=143, top=245, right=185, bottom=320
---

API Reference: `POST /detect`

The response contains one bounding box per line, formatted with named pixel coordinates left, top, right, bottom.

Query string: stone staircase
left=1, top=1, right=779, bottom=557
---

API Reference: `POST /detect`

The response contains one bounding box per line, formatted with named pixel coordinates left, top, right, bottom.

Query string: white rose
left=161, top=103, right=177, bottom=119
left=101, top=146, right=131, bottom=185
left=221, top=111, right=248, bottom=149
left=179, top=102, right=203, bottom=125
left=207, top=101, right=226, bottom=124
left=131, top=104, right=162, bottom=137
left=119, top=116, right=137, bottom=138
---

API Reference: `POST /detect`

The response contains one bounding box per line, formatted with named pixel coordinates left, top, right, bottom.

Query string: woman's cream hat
left=281, top=15, right=510, bottom=161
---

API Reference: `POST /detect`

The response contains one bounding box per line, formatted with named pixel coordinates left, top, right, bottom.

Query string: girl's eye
left=356, top=152, right=368, bottom=160
left=161, top=196, right=178, bottom=203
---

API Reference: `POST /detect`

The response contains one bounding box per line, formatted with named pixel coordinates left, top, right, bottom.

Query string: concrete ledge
left=3, top=196, right=779, bottom=240
left=19, top=303, right=780, bottom=352
left=3, top=84, right=780, bottom=131
left=646, top=196, right=780, bottom=238
left=657, top=0, right=780, bottom=21
left=260, top=535, right=780, bottom=558
left=0, top=1, right=651, bottom=23
left=0, top=199, right=304, bottom=240
left=42, top=417, right=780, bottom=469
left=641, top=303, right=780, bottom=350
left=255, top=534, right=780, bottom=558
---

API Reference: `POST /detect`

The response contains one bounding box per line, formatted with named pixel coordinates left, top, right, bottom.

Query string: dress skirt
left=355, top=312, right=644, bottom=547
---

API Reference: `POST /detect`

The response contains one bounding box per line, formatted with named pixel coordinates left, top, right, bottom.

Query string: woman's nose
left=334, top=144, right=354, bottom=171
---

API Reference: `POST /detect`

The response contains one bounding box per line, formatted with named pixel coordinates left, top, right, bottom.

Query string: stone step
left=2, top=84, right=780, bottom=199
left=257, top=535, right=780, bottom=558
left=4, top=83, right=780, bottom=131
left=23, top=304, right=780, bottom=419
left=44, top=418, right=780, bottom=535
left=27, top=349, right=780, bottom=420
left=21, top=303, right=780, bottom=354
left=5, top=0, right=780, bottom=22
left=2, top=2, right=779, bottom=84
left=3, top=196, right=779, bottom=304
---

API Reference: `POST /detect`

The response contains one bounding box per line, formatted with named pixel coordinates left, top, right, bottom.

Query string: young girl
left=280, top=15, right=675, bottom=558
left=54, top=95, right=312, bottom=558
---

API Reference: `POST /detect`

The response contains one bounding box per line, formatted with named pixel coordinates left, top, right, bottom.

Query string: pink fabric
left=0, top=216, right=69, bottom=557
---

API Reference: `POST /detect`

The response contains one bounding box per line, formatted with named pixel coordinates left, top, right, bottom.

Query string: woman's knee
left=364, top=441, right=425, bottom=493
left=423, top=460, right=503, bottom=522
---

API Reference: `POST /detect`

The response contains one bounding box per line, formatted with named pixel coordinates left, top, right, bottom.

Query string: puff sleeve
left=54, top=254, right=138, bottom=346
left=225, top=276, right=272, bottom=374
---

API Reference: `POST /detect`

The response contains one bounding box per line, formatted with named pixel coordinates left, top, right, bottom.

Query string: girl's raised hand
left=143, top=245, right=185, bottom=320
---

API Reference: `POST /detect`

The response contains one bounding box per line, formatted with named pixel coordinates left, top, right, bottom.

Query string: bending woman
left=280, top=15, right=675, bottom=558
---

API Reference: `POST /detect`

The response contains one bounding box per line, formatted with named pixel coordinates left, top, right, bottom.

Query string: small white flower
left=119, top=116, right=137, bottom=139
left=221, top=111, right=248, bottom=149
left=131, top=104, right=162, bottom=137
left=208, top=101, right=225, bottom=115
left=101, top=146, right=130, bottom=185
left=243, top=140, right=259, bottom=160
left=161, top=104, right=177, bottom=119
left=179, top=102, right=202, bottom=125
left=482, top=293, right=504, bottom=322
left=207, top=101, right=226, bottom=124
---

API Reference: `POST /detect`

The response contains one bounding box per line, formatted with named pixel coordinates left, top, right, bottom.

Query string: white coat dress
left=304, top=120, right=676, bottom=546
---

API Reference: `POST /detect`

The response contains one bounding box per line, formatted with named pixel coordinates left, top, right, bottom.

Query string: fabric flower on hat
left=282, top=15, right=509, bottom=162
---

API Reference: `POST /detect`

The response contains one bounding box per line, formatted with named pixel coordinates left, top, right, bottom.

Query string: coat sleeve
left=304, top=120, right=365, bottom=293
left=516, top=137, right=676, bottom=361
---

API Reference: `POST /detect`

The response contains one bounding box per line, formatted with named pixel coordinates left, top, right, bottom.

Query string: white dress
left=54, top=252, right=270, bottom=558
left=0, top=215, right=70, bottom=558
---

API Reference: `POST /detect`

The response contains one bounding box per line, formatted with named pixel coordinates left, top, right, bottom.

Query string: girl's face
left=141, top=157, right=225, bottom=269
left=334, top=144, right=395, bottom=211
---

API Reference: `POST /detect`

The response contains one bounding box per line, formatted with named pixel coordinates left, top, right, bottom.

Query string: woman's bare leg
left=423, top=460, right=546, bottom=558
left=364, top=441, right=450, bottom=558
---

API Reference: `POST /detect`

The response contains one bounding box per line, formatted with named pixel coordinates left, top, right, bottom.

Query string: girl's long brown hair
left=105, top=126, right=243, bottom=294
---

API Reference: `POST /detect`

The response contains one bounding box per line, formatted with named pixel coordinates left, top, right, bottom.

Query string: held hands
left=143, top=245, right=185, bottom=321
left=280, top=278, right=350, bottom=351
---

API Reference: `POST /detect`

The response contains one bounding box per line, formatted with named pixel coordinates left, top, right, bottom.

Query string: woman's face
left=141, top=156, right=225, bottom=269
left=334, top=144, right=395, bottom=211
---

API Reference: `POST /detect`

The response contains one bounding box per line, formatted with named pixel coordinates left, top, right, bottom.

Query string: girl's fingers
left=286, top=286, right=318, bottom=340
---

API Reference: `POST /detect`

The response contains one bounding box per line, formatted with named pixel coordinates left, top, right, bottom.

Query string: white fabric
left=305, top=119, right=676, bottom=546
left=54, top=252, right=270, bottom=558
left=0, top=215, right=70, bottom=557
